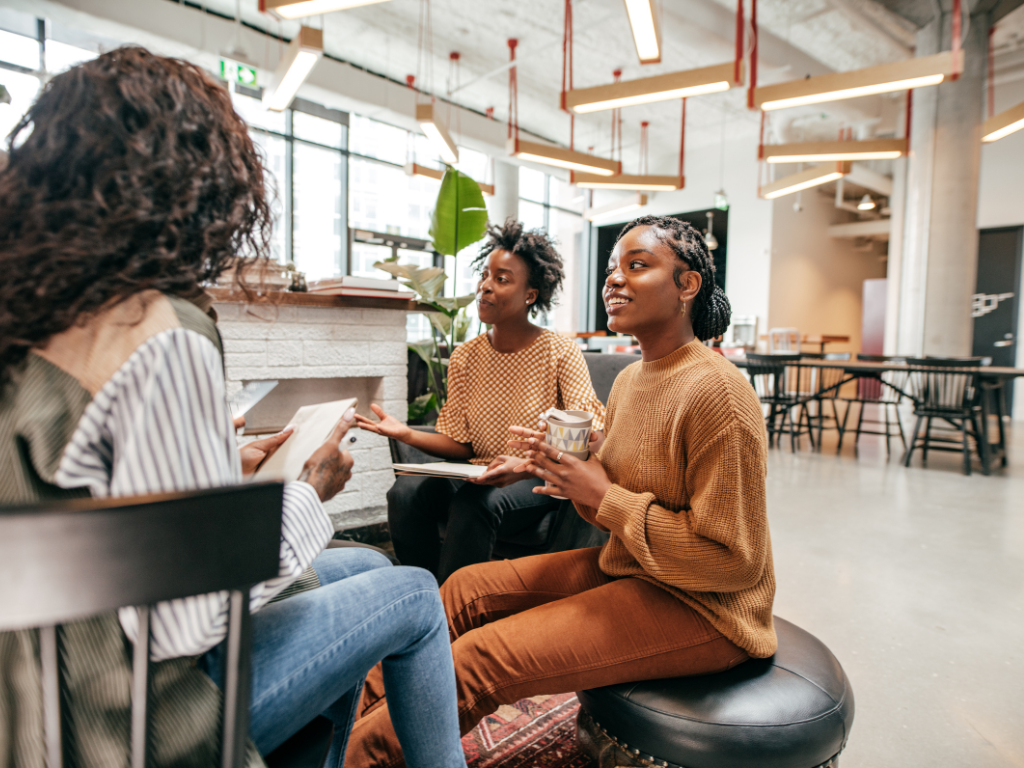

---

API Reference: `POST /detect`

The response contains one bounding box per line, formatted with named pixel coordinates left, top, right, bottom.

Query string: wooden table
left=757, top=334, right=851, bottom=353
left=732, top=356, right=1024, bottom=466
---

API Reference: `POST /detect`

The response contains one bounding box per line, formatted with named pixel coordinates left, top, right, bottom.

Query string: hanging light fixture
left=263, top=26, right=323, bottom=112
left=584, top=193, right=648, bottom=222
left=416, top=103, right=459, bottom=164
left=563, top=63, right=739, bottom=114
left=753, top=50, right=962, bottom=111
left=857, top=194, right=876, bottom=210
left=762, top=139, right=907, bottom=163
left=512, top=9, right=621, bottom=176
left=759, top=163, right=852, bottom=200
left=572, top=117, right=684, bottom=190
left=260, top=0, right=393, bottom=19
left=622, top=0, right=661, bottom=64
left=704, top=211, right=719, bottom=250
left=982, top=100, right=1024, bottom=143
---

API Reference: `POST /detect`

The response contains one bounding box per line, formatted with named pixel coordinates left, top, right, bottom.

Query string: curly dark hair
left=0, top=46, right=271, bottom=382
left=472, top=218, right=565, bottom=317
left=615, top=216, right=731, bottom=341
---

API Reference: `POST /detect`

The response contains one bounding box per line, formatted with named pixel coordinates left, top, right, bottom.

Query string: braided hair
left=614, top=216, right=731, bottom=341
left=472, top=218, right=565, bottom=317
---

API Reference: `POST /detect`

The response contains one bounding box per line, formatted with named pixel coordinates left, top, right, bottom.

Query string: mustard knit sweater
left=575, top=341, right=777, bottom=658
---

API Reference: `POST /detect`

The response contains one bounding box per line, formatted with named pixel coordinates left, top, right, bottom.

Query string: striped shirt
left=53, top=327, right=333, bottom=662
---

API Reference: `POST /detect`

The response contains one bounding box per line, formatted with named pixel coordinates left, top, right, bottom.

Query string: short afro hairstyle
left=472, top=218, right=565, bottom=317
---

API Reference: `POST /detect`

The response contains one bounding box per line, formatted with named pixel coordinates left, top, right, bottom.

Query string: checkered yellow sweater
left=575, top=341, right=777, bottom=658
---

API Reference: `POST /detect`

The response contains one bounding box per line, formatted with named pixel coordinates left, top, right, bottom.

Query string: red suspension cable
left=640, top=121, right=650, bottom=175
left=611, top=69, right=622, bottom=161
left=561, top=0, right=575, bottom=149
left=508, top=38, right=518, bottom=141
left=748, top=0, right=758, bottom=108
left=951, top=0, right=962, bottom=81
left=734, top=0, right=744, bottom=85
left=679, top=99, right=687, bottom=180
left=905, top=89, right=913, bottom=145
left=988, top=26, right=995, bottom=118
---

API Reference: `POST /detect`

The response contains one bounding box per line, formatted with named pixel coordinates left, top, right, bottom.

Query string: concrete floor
left=768, top=410, right=1024, bottom=767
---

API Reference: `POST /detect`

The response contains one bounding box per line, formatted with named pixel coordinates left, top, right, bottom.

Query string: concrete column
left=896, top=10, right=987, bottom=356
left=487, top=160, right=519, bottom=226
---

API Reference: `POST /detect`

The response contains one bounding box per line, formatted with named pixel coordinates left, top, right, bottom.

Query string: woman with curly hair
left=345, top=216, right=774, bottom=768
left=0, top=47, right=466, bottom=768
left=357, top=219, right=605, bottom=584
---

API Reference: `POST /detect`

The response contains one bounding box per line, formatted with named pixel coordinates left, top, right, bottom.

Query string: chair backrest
left=745, top=353, right=801, bottom=398
left=806, top=355, right=850, bottom=398
left=582, top=352, right=637, bottom=403
left=905, top=358, right=981, bottom=410
left=0, top=483, right=285, bottom=768
left=768, top=328, right=800, bottom=353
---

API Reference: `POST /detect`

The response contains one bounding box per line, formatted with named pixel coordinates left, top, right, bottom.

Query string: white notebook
left=392, top=462, right=488, bottom=480
left=255, top=398, right=357, bottom=482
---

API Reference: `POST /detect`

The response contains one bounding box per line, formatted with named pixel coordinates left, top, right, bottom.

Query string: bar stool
left=576, top=617, right=855, bottom=768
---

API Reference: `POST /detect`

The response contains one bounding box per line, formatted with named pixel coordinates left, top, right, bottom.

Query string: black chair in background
left=0, top=483, right=333, bottom=768
left=903, top=358, right=990, bottom=476
left=838, top=354, right=910, bottom=457
left=746, top=353, right=815, bottom=452
left=801, top=352, right=851, bottom=451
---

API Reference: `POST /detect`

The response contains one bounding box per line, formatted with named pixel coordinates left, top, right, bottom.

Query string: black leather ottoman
left=576, top=617, right=854, bottom=768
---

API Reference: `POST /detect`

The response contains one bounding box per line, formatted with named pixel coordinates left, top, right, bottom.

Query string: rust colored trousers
left=345, top=547, right=749, bottom=768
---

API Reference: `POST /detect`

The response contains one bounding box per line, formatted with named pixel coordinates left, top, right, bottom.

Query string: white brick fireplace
left=211, top=291, right=415, bottom=531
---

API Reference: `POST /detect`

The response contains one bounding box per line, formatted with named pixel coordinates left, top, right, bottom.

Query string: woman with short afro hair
left=357, top=218, right=606, bottom=584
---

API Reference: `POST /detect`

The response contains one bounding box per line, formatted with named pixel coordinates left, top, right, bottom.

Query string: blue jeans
left=200, top=548, right=466, bottom=768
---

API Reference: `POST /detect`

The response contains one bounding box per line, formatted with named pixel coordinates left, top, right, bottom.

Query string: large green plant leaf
left=429, top=168, right=488, bottom=257
left=433, top=294, right=476, bottom=312
left=0, top=85, right=10, bottom=105
left=374, top=261, right=446, bottom=301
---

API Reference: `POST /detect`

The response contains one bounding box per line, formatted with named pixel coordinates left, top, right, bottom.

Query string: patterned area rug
left=462, top=693, right=592, bottom=768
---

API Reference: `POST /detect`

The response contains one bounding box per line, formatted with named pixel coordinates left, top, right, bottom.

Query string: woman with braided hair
left=344, top=216, right=774, bottom=768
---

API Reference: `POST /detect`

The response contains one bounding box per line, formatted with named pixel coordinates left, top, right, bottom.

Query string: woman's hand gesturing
left=507, top=426, right=613, bottom=509
left=354, top=404, right=413, bottom=442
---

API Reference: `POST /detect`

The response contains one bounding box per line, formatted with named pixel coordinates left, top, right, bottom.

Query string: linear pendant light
left=563, top=62, right=740, bottom=114
left=754, top=51, right=962, bottom=111
left=573, top=172, right=683, bottom=191
left=763, top=138, right=908, bottom=164
left=584, top=193, right=648, bottom=222
left=416, top=103, right=459, bottom=164
left=405, top=163, right=494, bottom=195
left=508, top=137, right=620, bottom=176
left=260, top=0, right=393, bottom=20
left=263, top=26, right=323, bottom=111
left=622, top=0, right=660, bottom=65
left=760, top=163, right=851, bottom=200
left=982, top=100, right=1024, bottom=143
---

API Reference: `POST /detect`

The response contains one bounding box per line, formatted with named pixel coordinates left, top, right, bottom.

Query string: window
left=517, top=168, right=586, bottom=333
left=0, top=23, right=98, bottom=147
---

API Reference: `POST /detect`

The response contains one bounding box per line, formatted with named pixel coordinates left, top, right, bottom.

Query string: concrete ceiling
left=197, top=0, right=925, bottom=174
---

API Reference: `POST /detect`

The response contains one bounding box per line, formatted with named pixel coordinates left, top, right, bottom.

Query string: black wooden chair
left=801, top=352, right=851, bottom=451
left=745, top=353, right=815, bottom=451
left=0, top=483, right=333, bottom=768
left=903, top=358, right=990, bottom=476
left=838, top=354, right=910, bottom=457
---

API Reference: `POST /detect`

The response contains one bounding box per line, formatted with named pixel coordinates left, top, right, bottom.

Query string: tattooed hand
left=299, top=407, right=357, bottom=502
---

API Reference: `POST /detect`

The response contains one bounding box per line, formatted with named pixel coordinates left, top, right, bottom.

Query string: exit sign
left=220, top=59, right=258, bottom=87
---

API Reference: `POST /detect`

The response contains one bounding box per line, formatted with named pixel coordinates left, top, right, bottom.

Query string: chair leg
left=922, top=417, right=933, bottom=465
left=894, top=404, right=907, bottom=450
left=837, top=401, right=853, bottom=454
left=803, top=405, right=816, bottom=451
left=904, top=415, right=923, bottom=467
left=971, top=412, right=991, bottom=476
left=960, top=419, right=972, bottom=476
left=853, top=399, right=867, bottom=456
left=883, top=402, right=892, bottom=458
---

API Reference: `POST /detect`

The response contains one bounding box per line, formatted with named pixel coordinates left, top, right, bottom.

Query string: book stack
left=307, top=276, right=417, bottom=300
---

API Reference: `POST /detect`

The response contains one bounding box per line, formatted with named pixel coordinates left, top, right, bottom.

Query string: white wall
left=590, top=125, right=775, bottom=337
left=767, top=182, right=889, bottom=357
left=977, top=77, right=1024, bottom=418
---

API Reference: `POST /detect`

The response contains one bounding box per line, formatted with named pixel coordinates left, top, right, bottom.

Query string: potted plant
left=375, top=166, right=488, bottom=422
